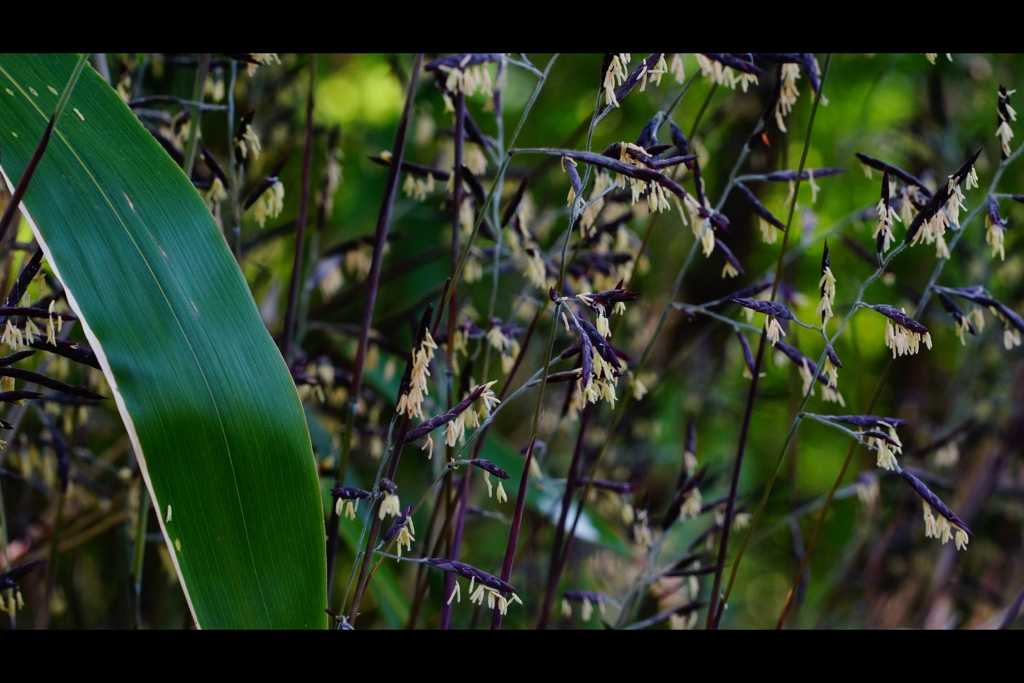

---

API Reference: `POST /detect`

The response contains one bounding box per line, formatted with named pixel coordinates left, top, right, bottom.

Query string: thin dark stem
left=438, top=470, right=470, bottom=629
left=537, top=403, right=592, bottom=629
left=708, top=53, right=831, bottom=629
left=0, top=53, right=90, bottom=249
left=490, top=436, right=535, bottom=629
left=436, top=90, right=465, bottom=631
left=346, top=415, right=411, bottom=625
left=775, top=125, right=1022, bottom=630
left=405, top=481, right=448, bottom=628
left=327, top=54, right=422, bottom=598
left=282, top=54, right=317, bottom=364
left=182, top=54, right=210, bottom=179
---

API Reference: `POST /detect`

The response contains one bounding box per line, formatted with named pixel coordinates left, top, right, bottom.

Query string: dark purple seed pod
left=612, top=53, right=663, bottom=105
left=753, top=53, right=803, bottom=64
left=731, top=297, right=794, bottom=320
left=689, top=154, right=708, bottom=208
left=200, top=145, right=230, bottom=189
left=583, top=286, right=641, bottom=311
left=379, top=478, right=397, bottom=496
left=938, top=292, right=976, bottom=335
left=942, top=285, right=989, bottom=303
left=904, top=149, right=983, bottom=244
left=423, top=558, right=515, bottom=593
left=405, top=383, right=489, bottom=442
left=999, top=85, right=1015, bottom=159
left=0, top=307, right=77, bottom=322
left=579, top=330, right=595, bottom=382
left=331, top=487, right=372, bottom=500
left=518, top=149, right=691, bottom=202
left=898, top=469, right=971, bottom=534
left=762, top=167, right=844, bottom=182
left=564, top=157, right=583, bottom=205
left=680, top=465, right=707, bottom=496
left=854, top=153, right=931, bottom=198
left=466, top=459, right=509, bottom=480
left=800, top=53, right=821, bottom=94
left=773, top=341, right=830, bottom=386
left=0, top=350, right=36, bottom=368
left=871, top=304, right=929, bottom=335
left=735, top=329, right=755, bottom=375
left=243, top=157, right=288, bottom=210
left=0, top=559, right=43, bottom=591
left=736, top=183, right=785, bottom=231
left=424, top=53, right=506, bottom=72
left=820, top=240, right=831, bottom=294
left=0, top=368, right=104, bottom=400
left=990, top=300, right=1024, bottom=333
left=669, top=120, right=692, bottom=169
left=577, top=319, right=621, bottom=368
left=0, top=390, right=44, bottom=404
left=709, top=210, right=731, bottom=234
left=825, top=344, right=843, bottom=369
left=715, top=239, right=745, bottom=276
left=701, top=53, right=765, bottom=77
left=1011, top=194, right=1024, bottom=204
left=635, top=113, right=662, bottom=151
left=563, top=590, right=611, bottom=604
left=382, top=505, right=413, bottom=544
left=861, top=429, right=900, bottom=447
left=575, top=478, right=634, bottom=494
left=988, top=195, right=1008, bottom=228
left=825, top=415, right=908, bottom=429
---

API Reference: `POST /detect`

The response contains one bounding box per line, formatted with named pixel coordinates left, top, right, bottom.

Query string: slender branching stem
left=182, top=54, right=210, bottom=179
left=775, top=139, right=1024, bottom=629
left=0, top=53, right=89, bottom=249
left=282, top=54, right=317, bottom=364
left=327, top=54, right=422, bottom=599
left=707, top=54, right=831, bottom=629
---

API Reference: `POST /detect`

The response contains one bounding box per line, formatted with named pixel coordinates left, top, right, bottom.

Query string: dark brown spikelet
left=736, top=183, right=785, bottom=231
left=331, top=487, right=372, bottom=500
left=898, top=469, right=971, bottom=534
left=762, top=167, right=843, bottom=182
left=466, top=459, right=509, bottom=480
left=423, top=558, right=515, bottom=593
left=938, top=292, right=976, bottom=335
left=731, top=297, right=794, bottom=320
left=735, top=329, right=756, bottom=375
left=904, top=149, right=982, bottom=244
left=855, top=153, right=932, bottom=198
left=382, top=505, right=413, bottom=544
left=613, top=54, right=662, bottom=105
left=563, top=589, right=614, bottom=604
left=871, top=304, right=929, bottom=335
left=0, top=559, right=43, bottom=591
left=715, top=239, right=745, bottom=276
left=404, top=383, right=488, bottom=442
left=824, top=415, right=908, bottom=429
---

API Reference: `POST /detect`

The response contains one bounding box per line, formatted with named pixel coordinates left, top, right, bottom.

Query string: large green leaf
left=0, top=54, right=326, bottom=628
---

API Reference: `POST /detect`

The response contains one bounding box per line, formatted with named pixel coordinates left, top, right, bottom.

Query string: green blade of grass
left=0, top=54, right=326, bottom=629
